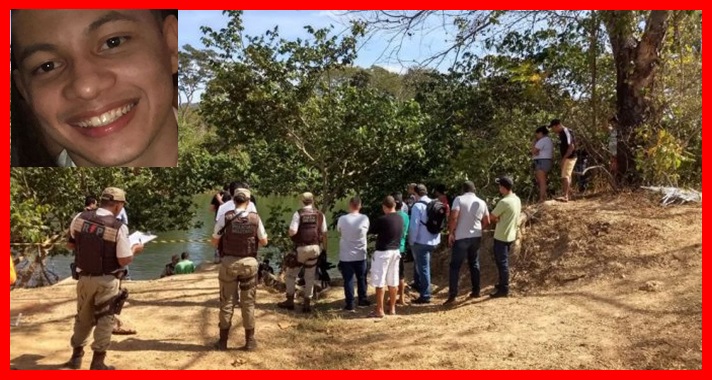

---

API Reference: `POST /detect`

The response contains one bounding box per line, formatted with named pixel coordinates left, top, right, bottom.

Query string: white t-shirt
left=289, top=205, right=328, bottom=236
left=69, top=208, right=133, bottom=272
left=212, top=209, right=267, bottom=240
left=533, top=136, right=554, bottom=160
left=452, top=192, right=489, bottom=240
left=215, top=200, right=257, bottom=222
left=336, top=213, right=370, bottom=262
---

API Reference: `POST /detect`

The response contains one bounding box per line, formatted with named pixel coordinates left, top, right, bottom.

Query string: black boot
left=214, top=328, right=229, bottom=351
left=64, top=346, right=84, bottom=369
left=89, top=351, right=115, bottom=370
left=302, top=297, right=312, bottom=313
left=277, top=294, right=295, bottom=310
left=242, top=328, right=257, bottom=351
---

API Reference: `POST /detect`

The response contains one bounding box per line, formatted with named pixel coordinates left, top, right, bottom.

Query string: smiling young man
left=11, top=10, right=178, bottom=167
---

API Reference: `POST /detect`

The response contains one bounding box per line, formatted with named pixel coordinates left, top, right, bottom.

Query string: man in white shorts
left=367, top=196, right=404, bottom=318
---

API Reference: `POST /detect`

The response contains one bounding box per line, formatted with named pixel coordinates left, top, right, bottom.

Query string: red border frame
left=3, top=2, right=707, bottom=377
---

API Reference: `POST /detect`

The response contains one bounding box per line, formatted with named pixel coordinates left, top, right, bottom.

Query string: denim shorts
left=534, top=159, right=553, bottom=173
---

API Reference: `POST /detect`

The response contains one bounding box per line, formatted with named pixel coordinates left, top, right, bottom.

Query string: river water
left=47, top=193, right=347, bottom=281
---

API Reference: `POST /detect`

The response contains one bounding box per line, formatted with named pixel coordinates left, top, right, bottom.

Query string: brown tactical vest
left=292, top=207, right=323, bottom=247
left=71, top=210, right=123, bottom=275
left=221, top=210, right=260, bottom=258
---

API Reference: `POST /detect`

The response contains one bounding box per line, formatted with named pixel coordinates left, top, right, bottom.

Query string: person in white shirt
left=336, top=197, right=370, bottom=311
left=215, top=182, right=258, bottom=223
left=444, top=181, right=490, bottom=305
left=531, top=125, right=554, bottom=203
left=214, top=182, right=257, bottom=264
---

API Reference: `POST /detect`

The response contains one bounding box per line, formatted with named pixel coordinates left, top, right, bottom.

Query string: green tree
left=199, top=11, right=427, bottom=212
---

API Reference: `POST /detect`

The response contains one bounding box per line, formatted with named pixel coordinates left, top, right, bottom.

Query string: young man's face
left=12, top=10, right=178, bottom=166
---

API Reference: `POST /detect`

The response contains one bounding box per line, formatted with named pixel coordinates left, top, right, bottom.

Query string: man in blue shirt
left=408, top=184, right=441, bottom=304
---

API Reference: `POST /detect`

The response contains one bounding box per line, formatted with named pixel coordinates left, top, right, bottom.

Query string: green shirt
left=492, top=193, right=521, bottom=243
left=174, top=260, right=195, bottom=274
left=397, top=211, right=410, bottom=253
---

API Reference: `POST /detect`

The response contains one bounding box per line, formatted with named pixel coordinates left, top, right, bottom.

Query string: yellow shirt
left=10, top=256, right=17, bottom=286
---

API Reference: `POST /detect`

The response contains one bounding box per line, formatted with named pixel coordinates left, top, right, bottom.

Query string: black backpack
left=419, top=200, right=446, bottom=234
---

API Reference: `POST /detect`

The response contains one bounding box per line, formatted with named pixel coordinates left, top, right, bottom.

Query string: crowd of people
left=53, top=119, right=584, bottom=368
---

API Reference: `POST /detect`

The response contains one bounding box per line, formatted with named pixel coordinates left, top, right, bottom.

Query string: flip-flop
left=386, top=310, right=397, bottom=316
left=555, top=197, right=569, bottom=203
left=367, top=311, right=385, bottom=319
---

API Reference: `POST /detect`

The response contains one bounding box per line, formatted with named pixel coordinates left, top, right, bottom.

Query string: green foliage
left=199, top=12, right=426, bottom=212
left=635, top=126, right=694, bottom=186
left=10, top=157, right=249, bottom=257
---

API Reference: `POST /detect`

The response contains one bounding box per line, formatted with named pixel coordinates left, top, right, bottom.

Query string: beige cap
left=234, top=188, right=252, bottom=200
left=300, top=192, right=314, bottom=204
left=100, top=187, right=127, bottom=203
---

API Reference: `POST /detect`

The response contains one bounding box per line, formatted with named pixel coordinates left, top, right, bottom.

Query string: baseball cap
left=100, top=187, right=127, bottom=203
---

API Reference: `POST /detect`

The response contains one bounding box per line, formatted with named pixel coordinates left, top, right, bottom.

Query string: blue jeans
left=493, top=239, right=513, bottom=293
left=449, top=237, right=481, bottom=298
left=339, top=260, right=367, bottom=308
left=412, top=243, right=435, bottom=300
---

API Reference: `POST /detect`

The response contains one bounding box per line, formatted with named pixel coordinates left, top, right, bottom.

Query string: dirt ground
left=10, top=193, right=702, bottom=369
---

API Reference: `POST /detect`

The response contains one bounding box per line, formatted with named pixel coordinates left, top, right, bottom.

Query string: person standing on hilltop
left=549, top=119, right=578, bottom=202
left=212, top=188, right=268, bottom=351
left=63, top=187, right=144, bottom=370
left=531, top=125, right=554, bottom=203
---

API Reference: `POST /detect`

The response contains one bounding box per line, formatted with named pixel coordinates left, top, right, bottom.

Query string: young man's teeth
left=77, top=104, right=133, bottom=128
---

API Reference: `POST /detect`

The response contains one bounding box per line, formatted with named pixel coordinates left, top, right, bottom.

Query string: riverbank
left=10, top=194, right=702, bottom=369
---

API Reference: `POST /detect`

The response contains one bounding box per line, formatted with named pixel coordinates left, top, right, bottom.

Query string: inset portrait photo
left=11, top=10, right=179, bottom=167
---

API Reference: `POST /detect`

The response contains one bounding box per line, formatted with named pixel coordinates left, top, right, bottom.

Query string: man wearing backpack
left=408, top=184, right=444, bottom=304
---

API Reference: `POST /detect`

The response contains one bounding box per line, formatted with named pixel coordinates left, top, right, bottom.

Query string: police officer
left=64, top=187, right=143, bottom=370
left=278, top=192, right=327, bottom=313
left=212, top=188, right=268, bottom=351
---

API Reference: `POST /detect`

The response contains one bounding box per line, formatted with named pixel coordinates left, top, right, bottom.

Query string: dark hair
left=462, top=181, right=476, bottom=194
left=391, top=192, right=403, bottom=201
left=99, top=199, right=120, bottom=208
left=415, top=184, right=428, bottom=197
left=233, top=192, right=249, bottom=205
left=549, top=119, right=561, bottom=128
left=181, top=252, right=189, bottom=260
left=171, top=254, right=180, bottom=262
left=382, top=195, right=396, bottom=209
left=85, top=196, right=97, bottom=207
left=349, top=196, right=362, bottom=207
left=535, top=126, right=549, bottom=135
left=434, top=184, right=447, bottom=195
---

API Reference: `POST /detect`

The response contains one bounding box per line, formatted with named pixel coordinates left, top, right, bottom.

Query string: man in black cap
left=488, top=177, right=521, bottom=298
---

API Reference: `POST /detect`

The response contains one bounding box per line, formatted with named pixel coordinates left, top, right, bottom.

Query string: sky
left=179, top=10, right=457, bottom=73
left=178, top=10, right=458, bottom=102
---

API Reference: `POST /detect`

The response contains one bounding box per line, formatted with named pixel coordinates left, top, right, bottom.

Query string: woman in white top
left=531, top=125, right=554, bottom=202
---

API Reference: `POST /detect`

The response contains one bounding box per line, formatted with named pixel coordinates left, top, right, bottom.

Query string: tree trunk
left=602, top=10, right=671, bottom=186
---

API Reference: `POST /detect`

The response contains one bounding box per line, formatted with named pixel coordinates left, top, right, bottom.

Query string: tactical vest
left=71, top=210, right=123, bottom=275
left=292, top=207, right=323, bottom=247
left=221, top=210, right=260, bottom=258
